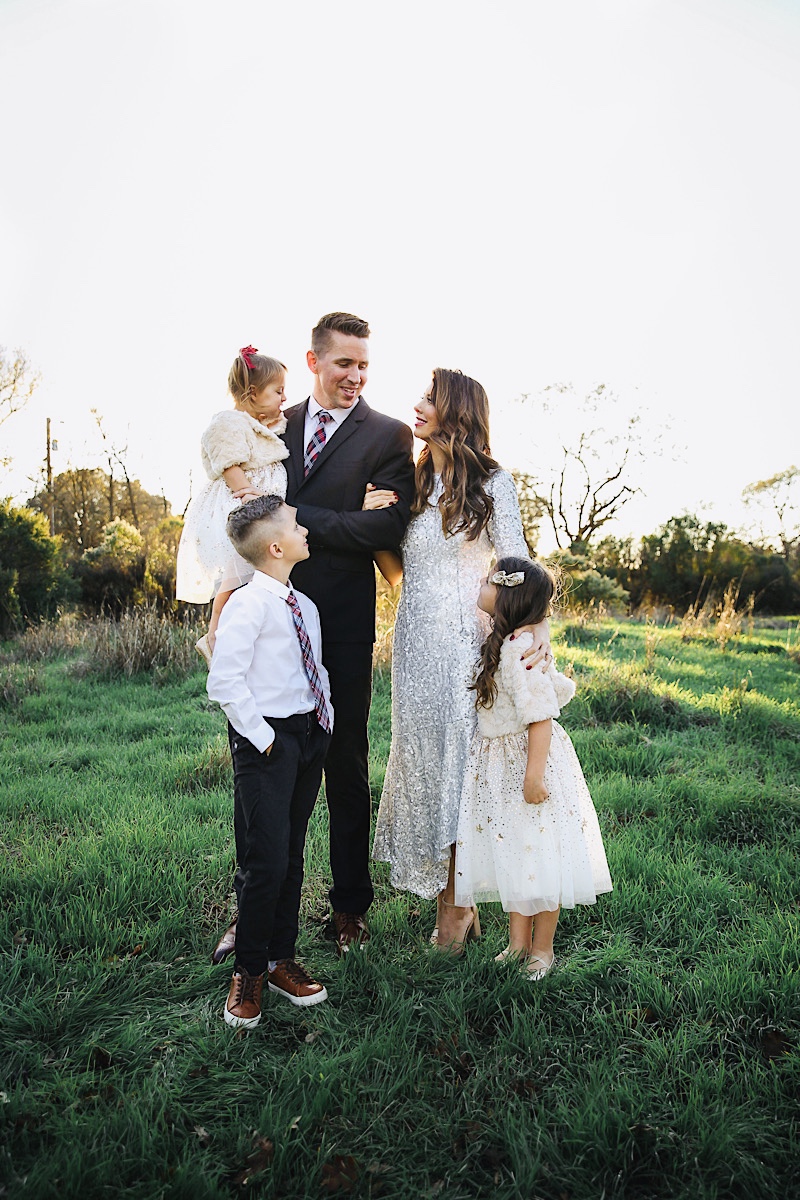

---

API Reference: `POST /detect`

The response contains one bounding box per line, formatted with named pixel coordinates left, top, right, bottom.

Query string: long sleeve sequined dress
left=372, top=468, right=529, bottom=898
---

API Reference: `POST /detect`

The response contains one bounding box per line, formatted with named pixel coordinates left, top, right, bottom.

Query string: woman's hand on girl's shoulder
left=512, top=620, right=552, bottom=673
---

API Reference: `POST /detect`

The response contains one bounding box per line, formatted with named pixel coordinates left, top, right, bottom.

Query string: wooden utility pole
left=46, top=417, right=54, bottom=534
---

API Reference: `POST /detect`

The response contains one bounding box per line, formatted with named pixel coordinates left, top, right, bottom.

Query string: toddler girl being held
left=176, top=347, right=289, bottom=660
left=455, top=556, right=612, bottom=979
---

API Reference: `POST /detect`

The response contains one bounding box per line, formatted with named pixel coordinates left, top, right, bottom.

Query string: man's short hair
left=311, top=312, right=371, bottom=356
left=226, top=495, right=287, bottom=566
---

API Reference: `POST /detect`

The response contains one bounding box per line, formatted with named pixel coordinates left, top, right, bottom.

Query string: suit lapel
left=295, top=399, right=370, bottom=489
left=283, top=400, right=309, bottom=496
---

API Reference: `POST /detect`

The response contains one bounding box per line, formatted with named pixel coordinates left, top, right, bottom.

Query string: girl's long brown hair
left=473, top=556, right=556, bottom=709
left=412, top=368, right=500, bottom=540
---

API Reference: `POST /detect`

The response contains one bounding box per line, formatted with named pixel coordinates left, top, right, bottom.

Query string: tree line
left=2, top=351, right=799, bottom=635
left=1, top=467, right=183, bottom=635
left=3, top=459, right=797, bottom=640
left=513, top=468, right=800, bottom=615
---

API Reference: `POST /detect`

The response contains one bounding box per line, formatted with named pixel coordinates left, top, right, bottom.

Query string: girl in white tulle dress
left=455, top=556, right=612, bottom=979
left=176, top=347, right=289, bottom=660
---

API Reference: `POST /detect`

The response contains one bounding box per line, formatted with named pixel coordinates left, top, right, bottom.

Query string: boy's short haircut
left=311, top=312, right=370, bottom=356
left=226, top=495, right=287, bottom=566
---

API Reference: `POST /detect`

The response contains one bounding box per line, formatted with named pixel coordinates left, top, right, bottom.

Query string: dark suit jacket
left=283, top=398, right=415, bottom=645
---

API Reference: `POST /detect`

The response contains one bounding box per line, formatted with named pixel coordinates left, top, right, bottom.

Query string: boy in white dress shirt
left=207, top=494, right=333, bottom=1028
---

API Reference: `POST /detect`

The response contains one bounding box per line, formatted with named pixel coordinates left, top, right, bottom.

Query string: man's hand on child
left=523, top=773, right=549, bottom=805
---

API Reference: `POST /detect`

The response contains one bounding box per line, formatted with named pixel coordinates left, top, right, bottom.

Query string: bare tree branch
left=742, top=465, right=800, bottom=560
left=513, top=383, right=666, bottom=550
left=92, top=409, right=139, bottom=528
left=0, top=347, right=40, bottom=428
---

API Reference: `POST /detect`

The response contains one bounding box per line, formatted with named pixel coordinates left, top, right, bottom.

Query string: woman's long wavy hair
left=472, top=556, right=556, bottom=710
left=228, top=351, right=286, bottom=418
left=412, top=368, right=500, bottom=540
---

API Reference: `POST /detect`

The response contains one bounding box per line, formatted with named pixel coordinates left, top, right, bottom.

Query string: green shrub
left=72, top=516, right=183, bottom=613
left=548, top=548, right=629, bottom=611
left=0, top=499, right=71, bottom=636
left=74, top=519, right=147, bottom=613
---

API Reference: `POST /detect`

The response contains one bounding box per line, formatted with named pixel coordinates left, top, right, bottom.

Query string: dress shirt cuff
left=234, top=714, right=274, bottom=755
left=220, top=705, right=273, bottom=753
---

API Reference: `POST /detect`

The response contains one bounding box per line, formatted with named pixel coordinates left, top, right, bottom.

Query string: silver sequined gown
left=373, top=469, right=529, bottom=898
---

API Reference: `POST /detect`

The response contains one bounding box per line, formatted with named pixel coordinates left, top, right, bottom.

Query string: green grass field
left=1, top=617, right=799, bottom=1199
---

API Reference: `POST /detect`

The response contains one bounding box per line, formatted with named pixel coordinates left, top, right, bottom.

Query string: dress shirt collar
left=307, top=394, right=360, bottom=427
left=251, top=570, right=292, bottom=599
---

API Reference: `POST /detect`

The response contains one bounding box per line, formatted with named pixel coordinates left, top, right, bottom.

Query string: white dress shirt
left=207, top=570, right=333, bottom=753
left=303, top=394, right=360, bottom=451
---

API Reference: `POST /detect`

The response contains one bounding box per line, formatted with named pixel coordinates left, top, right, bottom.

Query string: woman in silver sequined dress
left=370, top=369, right=550, bottom=952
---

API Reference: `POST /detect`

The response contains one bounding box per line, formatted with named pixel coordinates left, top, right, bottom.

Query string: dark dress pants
left=229, top=713, right=330, bottom=975
left=322, top=641, right=375, bottom=916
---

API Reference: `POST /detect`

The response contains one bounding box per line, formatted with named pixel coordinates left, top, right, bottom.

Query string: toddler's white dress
left=455, top=632, right=613, bottom=916
left=175, top=410, right=289, bottom=603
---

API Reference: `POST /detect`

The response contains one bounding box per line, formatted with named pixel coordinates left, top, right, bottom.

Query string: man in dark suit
left=211, top=312, right=414, bottom=963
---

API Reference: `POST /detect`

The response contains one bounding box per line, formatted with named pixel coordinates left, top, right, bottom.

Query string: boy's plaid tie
left=285, top=591, right=332, bottom=733
left=304, top=410, right=334, bottom=477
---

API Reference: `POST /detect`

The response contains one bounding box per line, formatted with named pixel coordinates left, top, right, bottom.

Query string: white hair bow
left=490, top=569, right=525, bottom=587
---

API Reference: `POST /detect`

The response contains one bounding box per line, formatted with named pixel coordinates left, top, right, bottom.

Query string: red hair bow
left=240, top=345, right=258, bottom=369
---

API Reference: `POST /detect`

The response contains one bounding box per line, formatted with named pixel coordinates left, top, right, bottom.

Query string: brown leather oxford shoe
left=332, top=912, right=369, bottom=956
left=211, top=922, right=237, bottom=965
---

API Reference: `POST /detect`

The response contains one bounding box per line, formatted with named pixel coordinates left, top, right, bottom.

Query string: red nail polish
left=510, top=633, right=516, bottom=641
left=526, top=664, right=533, bottom=670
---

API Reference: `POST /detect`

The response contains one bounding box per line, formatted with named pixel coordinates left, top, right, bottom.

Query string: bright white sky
left=1, top=0, right=798, bottom=549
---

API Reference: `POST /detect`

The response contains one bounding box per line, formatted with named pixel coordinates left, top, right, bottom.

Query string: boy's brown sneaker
left=224, top=969, right=264, bottom=1028
left=267, top=959, right=328, bottom=1007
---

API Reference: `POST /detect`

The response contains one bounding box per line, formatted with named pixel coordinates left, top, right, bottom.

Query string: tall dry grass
left=0, top=612, right=85, bottom=664
left=2, top=608, right=204, bottom=680
left=0, top=663, right=41, bottom=707
left=78, top=608, right=202, bottom=679
left=373, top=576, right=400, bottom=668
left=680, top=582, right=754, bottom=651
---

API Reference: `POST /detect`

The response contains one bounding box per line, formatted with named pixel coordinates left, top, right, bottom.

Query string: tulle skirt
left=454, top=722, right=613, bottom=916
left=175, top=463, right=287, bottom=603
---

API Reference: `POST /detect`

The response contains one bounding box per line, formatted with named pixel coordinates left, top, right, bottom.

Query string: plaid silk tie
left=285, top=591, right=332, bottom=733
left=304, top=410, right=334, bottom=477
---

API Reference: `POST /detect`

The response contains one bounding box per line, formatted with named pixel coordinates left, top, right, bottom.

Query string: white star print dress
left=454, top=632, right=612, bottom=916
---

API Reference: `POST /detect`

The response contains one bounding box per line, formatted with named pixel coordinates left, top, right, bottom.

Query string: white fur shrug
left=476, top=630, right=576, bottom=737
left=200, top=410, right=289, bottom=481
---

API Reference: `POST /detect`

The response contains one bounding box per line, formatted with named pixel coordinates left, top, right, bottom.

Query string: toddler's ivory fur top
left=200, top=410, right=289, bottom=481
